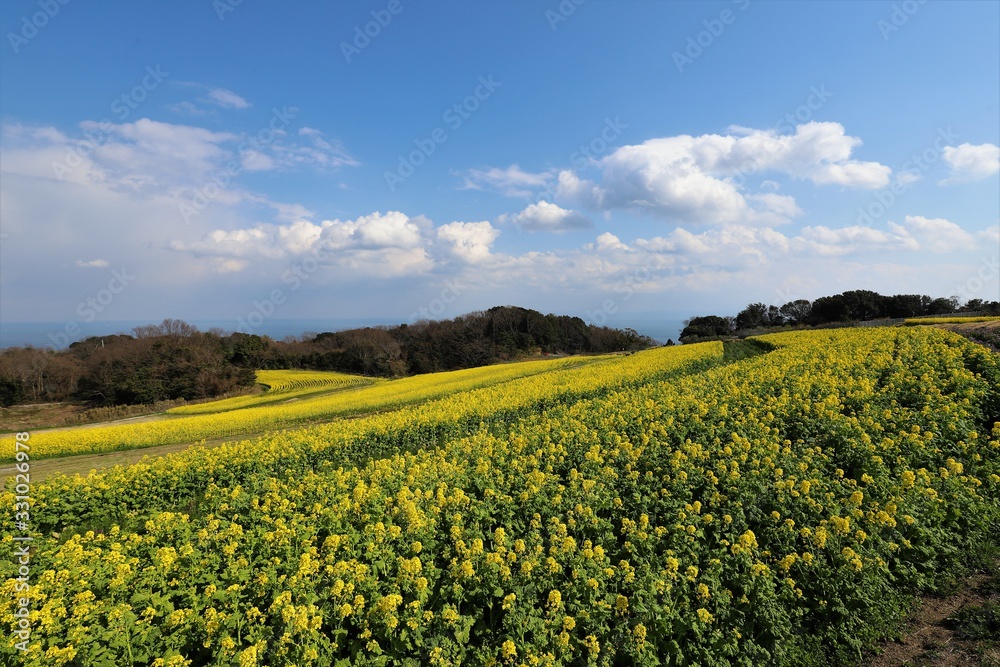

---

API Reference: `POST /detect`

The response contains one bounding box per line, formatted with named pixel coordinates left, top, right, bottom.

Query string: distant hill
left=259, top=305, right=657, bottom=376
left=0, top=307, right=656, bottom=407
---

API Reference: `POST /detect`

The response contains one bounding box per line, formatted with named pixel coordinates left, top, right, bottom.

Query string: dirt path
left=0, top=436, right=235, bottom=483
left=937, top=321, right=1000, bottom=355
left=865, top=561, right=1000, bottom=667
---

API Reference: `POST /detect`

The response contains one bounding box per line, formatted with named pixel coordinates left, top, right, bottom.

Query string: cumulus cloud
left=888, top=215, right=978, bottom=252
left=169, top=211, right=435, bottom=277
left=495, top=201, right=590, bottom=232
left=436, top=221, right=500, bottom=262
left=553, top=122, right=889, bottom=225
left=592, top=232, right=630, bottom=252
left=939, top=143, right=1000, bottom=184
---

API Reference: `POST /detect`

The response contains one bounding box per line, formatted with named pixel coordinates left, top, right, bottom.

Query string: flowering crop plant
left=2, top=328, right=999, bottom=666
left=166, top=370, right=378, bottom=416
left=0, top=356, right=607, bottom=461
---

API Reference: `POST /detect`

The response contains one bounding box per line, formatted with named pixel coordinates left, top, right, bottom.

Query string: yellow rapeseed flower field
left=2, top=329, right=998, bottom=666
left=166, top=370, right=377, bottom=415
left=0, top=355, right=615, bottom=461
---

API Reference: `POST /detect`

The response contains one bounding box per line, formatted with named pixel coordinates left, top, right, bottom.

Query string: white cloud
left=170, top=211, right=434, bottom=277
left=939, top=143, right=1000, bottom=184
left=241, top=127, right=356, bottom=172
left=496, top=201, right=590, bottom=232
left=634, top=225, right=790, bottom=266
left=170, top=82, right=251, bottom=114
left=593, top=232, right=630, bottom=252
left=889, top=215, right=977, bottom=252
left=91, top=118, right=238, bottom=178
left=460, top=164, right=555, bottom=197
left=0, top=118, right=355, bottom=206
left=555, top=122, right=890, bottom=225
left=166, top=101, right=203, bottom=116
left=745, top=193, right=803, bottom=220
left=331, top=211, right=425, bottom=250
left=795, top=224, right=918, bottom=256
left=206, top=88, right=252, bottom=109
left=75, top=259, right=109, bottom=268
left=978, top=225, right=1000, bottom=245
left=437, top=221, right=500, bottom=263
left=3, top=108, right=995, bottom=325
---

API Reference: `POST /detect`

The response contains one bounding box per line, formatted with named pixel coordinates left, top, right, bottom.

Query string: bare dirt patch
left=937, top=321, right=1000, bottom=354
left=0, top=402, right=91, bottom=432
left=866, top=562, right=1000, bottom=667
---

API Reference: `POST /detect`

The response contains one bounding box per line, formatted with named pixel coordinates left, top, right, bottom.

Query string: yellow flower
left=696, top=608, right=714, bottom=624
left=238, top=643, right=260, bottom=667
left=547, top=589, right=562, bottom=609
left=501, top=639, right=517, bottom=661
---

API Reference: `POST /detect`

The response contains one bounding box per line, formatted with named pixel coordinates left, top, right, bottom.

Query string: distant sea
left=0, top=318, right=687, bottom=350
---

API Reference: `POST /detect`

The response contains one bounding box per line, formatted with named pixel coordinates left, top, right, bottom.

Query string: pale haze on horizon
left=1, top=0, right=998, bottom=341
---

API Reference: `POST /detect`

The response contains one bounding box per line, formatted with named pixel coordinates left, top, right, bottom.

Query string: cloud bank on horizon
left=1, top=1, right=997, bottom=335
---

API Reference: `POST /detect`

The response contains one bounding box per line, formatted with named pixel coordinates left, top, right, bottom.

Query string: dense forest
left=680, top=290, right=1000, bottom=342
left=0, top=307, right=653, bottom=408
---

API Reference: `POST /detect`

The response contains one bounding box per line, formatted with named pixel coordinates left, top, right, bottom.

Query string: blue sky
left=1, top=0, right=998, bottom=339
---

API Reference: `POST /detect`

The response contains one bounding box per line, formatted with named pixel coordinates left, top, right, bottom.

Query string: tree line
left=0, top=308, right=654, bottom=408
left=680, top=291, right=1000, bottom=343
left=0, top=320, right=257, bottom=408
